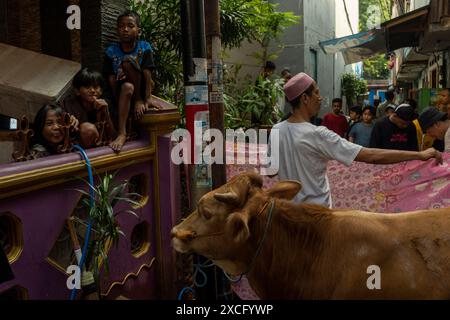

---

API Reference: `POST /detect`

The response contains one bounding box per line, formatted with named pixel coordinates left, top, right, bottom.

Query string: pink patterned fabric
left=226, top=144, right=450, bottom=300
left=328, top=153, right=450, bottom=212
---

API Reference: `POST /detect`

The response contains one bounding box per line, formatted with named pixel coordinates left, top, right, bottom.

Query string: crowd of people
left=272, top=71, right=446, bottom=208
left=30, top=10, right=155, bottom=158
left=274, top=65, right=449, bottom=154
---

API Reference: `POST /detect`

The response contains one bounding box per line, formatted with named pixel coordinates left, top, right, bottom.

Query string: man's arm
left=355, top=147, right=443, bottom=165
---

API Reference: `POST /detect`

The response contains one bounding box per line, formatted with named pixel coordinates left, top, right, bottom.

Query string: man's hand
left=420, top=148, right=443, bottom=165
left=69, top=115, right=79, bottom=132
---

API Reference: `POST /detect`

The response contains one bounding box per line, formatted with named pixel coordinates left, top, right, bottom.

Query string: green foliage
left=131, top=0, right=297, bottom=125
left=363, top=54, right=390, bottom=79
left=220, top=0, right=257, bottom=49
left=247, top=1, right=300, bottom=66
left=224, top=64, right=283, bottom=130
left=359, top=0, right=391, bottom=32
left=359, top=0, right=392, bottom=80
left=131, top=0, right=298, bottom=98
left=131, top=0, right=183, bottom=101
left=341, top=73, right=368, bottom=107
left=75, top=172, right=140, bottom=286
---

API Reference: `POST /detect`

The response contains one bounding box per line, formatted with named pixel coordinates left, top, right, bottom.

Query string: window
left=310, top=49, right=318, bottom=83
left=128, top=174, right=149, bottom=209
left=130, top=222, right=151, bottom=258
left=0, top=212, right=23, bottom=264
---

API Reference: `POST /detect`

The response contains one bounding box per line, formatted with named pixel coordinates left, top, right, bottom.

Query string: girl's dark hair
left=117, top=10, right=141, bottom=27
left=31, top=103, right=64, bottom=152
left=72, top=68, right=105, bottom=90
left=288, top=83, right=315, bottom=109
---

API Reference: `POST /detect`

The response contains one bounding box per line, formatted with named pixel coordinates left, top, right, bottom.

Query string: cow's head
left=171, top=171, right=301, bottom=275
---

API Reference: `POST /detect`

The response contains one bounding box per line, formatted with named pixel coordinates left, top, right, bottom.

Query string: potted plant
left=73, top=171, right=141, bottom=299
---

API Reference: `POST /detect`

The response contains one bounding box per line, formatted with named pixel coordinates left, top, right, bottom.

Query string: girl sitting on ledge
left=30, top=104, right=66, bottom=158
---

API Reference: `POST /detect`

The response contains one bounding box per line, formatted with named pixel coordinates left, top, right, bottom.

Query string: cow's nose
left=171, top=227, right=196, bottom=241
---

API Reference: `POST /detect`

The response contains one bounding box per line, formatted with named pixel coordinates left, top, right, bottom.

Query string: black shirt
left=433, top=139, right=445, bottom=152
left=61, top=95, right=97, bottom=124
left=370, top=116, right=418, bottom=151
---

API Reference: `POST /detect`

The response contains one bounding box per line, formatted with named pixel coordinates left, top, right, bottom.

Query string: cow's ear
left=214, top=191, right=240, bottom=206
left=265, top=180, right=302, bottom=200
left=226, top=212, right=250, bottom=243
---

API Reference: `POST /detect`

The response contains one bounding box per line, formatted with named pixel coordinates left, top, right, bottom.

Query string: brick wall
left=1, top=0, right=41, bottom=52
left=20, top=0, right=41, bottom=52
left=5, top=0, right=21, bottom=47
left=69, top=0, right=81, bottom=62
left=0, top=0, right=7, bottom=43
left=80, top=0, right=129, bottom=71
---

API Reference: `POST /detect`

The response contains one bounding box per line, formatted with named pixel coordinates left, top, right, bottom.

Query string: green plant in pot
left=74, top=171, right=141, bottom=299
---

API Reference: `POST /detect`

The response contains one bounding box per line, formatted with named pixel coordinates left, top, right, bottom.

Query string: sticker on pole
left=189, top=58, right=208, bottom=82
left=209, top=92, right=224, bottom=104
left=195, top=164, right=211, bottom=187
left=185, top=85, right=209, bottom=105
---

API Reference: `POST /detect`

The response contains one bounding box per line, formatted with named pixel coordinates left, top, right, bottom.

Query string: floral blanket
left=225, top=146, right=450, bottom=299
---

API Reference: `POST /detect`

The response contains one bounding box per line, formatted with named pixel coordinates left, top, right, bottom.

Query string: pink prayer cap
left=283, top=72, right=315, bottom=101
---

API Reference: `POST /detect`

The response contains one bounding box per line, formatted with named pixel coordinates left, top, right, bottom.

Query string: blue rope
left=69, top=145, right=95, bottom=300
left=176, top=258, right=215, bottom=299
left=177, top=287, right=196, bottom=300
left=192, top=259, right=214, bottom=288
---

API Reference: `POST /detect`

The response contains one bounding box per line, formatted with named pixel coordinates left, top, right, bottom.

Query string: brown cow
left=172, top=172, right=450, bottom=299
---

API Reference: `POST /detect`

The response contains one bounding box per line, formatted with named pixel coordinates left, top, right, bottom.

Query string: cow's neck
left=245, top=200, right=338, bottom=299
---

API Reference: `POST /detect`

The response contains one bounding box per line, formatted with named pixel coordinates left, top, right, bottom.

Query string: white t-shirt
left=272, top=121, right=363, bottom=207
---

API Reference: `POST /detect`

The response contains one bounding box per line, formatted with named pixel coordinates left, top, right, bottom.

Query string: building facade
left=225, top=0, right=359, bottom=117
left=391, top=0, right=450, bottom=111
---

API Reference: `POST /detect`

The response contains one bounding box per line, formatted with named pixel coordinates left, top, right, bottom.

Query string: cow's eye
left=202, top=210, right=212, bottom=220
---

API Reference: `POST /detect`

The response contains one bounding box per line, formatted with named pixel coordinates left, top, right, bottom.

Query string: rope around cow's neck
left=223, top=199, right=275, bottom=283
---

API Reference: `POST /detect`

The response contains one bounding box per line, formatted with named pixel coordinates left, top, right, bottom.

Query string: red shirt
left=322, top=113, right=349, bottom=137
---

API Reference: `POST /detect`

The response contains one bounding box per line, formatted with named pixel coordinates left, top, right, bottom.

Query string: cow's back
left=328, top=208, right=450, bottom=299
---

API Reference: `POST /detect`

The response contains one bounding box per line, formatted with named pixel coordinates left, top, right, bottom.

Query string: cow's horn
left=214, top=191, right=240, bottom=205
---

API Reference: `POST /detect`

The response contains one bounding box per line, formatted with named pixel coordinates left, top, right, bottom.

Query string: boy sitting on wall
left=62, top=68, right=116, bottom=148
left=103, top=10, right=156, bottom=152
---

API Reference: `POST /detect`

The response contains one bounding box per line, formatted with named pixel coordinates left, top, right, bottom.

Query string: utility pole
left=205, top=0, right=226, bottom=191
left=180, top=0, right=219, bottom=301
left=204, top=0, right=232, bottom=300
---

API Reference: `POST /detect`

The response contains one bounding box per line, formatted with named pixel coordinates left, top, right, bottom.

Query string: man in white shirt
left=273, top=72, right=443, bottom=207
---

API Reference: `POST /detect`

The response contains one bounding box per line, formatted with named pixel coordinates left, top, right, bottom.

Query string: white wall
left=223, top=41, right=263, bottom=86
left=334, top=0, right=359, bottom=107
